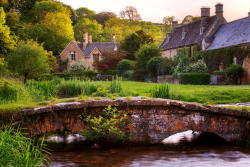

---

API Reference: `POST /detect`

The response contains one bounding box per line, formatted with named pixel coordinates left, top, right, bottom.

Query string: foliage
left=134, top=44, right=161, bottom=81
left=120, top=6, right=141, bottom=21
left=0, top=126, right=47, bottom=166
left=7, top=40, right=50, bottom=83
left=151, top=84, right=171, bottom=99
left=75, top=7, right=96, bottom=21
left=26, top=80, right=57, bottom=101
left=120, top=30, right=154, bottom=59
left=162, top=16, right=174, bottom=34
left=171, top=48, right=191, bottom=75
left=182, top=15, right=201, bottom=24
left=0, top=7, right=16, bottom=57
left=74, top=18, right=104, bottom=42
left=185, top=60, right=208, bottom=73
left=68, top=62, right=86, bottom=72
left=95, top=12, right=117, bottom=25
left=178, top=73, right=210, bottom=85
left=109, top=77, right=122, bottom=94
left=122, top=70, right=134, bottom=80
left=94, top=50, right=128, bottom=72
left=146, top=56, right=164, bottom=79
left=225, top=64, right=244, bottom=84
left=81, top=105, right=128, bottom=144
left=117, top=59, right=135, bottom=75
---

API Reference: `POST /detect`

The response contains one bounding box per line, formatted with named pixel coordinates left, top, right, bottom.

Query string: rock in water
left=162, top=130, right=200, bottom=145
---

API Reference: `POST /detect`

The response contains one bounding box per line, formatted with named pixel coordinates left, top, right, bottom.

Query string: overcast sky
left=59, top=0, right=250, bottom=23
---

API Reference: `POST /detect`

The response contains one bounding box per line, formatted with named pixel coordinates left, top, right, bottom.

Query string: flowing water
left=49, top=145, right=250, bottom=167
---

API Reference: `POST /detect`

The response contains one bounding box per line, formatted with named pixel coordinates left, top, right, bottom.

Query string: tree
left=162, top=16, right=175, bottom=34
left=120, top=30, right=154, bottom=59
left=74, top=18, right=103, bottom=42
left=182, top=15, right=201, bottom=24
left=95, top=12, right=117, bottom=25
left=146, top=56, right=164, bottom=79
left=0, top=7, right=16, bottom=57
left=134, top=44, right=161, bottom=81
left=75, top=7, right=96, bottom=21
left=120, top=6, right=141, bottom=21
left=117, top=59, right=135, bottom=75
left=94, top=50, right=128, bottom=72
left=7, top=40, right=50, bottom=83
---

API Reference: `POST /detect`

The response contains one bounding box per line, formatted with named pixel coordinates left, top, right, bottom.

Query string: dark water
left=49, top=146, right=250, bottom=167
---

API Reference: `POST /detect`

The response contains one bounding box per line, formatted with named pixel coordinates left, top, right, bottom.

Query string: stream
left=49, top=145, right=250, bottom=167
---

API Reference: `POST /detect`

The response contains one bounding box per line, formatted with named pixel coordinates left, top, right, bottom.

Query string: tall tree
left=7, top=40, right=50, bottom=83
left=182, top=15, right=201, bottom=24
left=95, top=12, right=117, bottom=25
left=162, top=16, right=175, bottom=34
left=0, top=7, right=15, bottom=57
left=74, top=18, right=103, bottom=42
left=75, top=7, right=96, bottom=21
left=120, top=6, right=141, bottom=21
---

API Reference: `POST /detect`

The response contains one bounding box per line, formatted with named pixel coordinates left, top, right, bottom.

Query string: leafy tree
left=226, top=64, right=244, bottom=84
left=146, top=56, right=164, bottom=79
left=74, top=18, right=103, bottom=42
left=182, top=15, right=201, bottom=24
left=75, top=7, right=96, bottom=21
left=120, top=6, right=141, bottom=21
left=120, top=30, right=154, bottom=59
left=117, top=59, right=135, bottom=75
left=94, top=50, right=128, bottom=72
left=95, top=12, right=117, bottom=25
left=0, top=7, right=16, bottom=57
left=162, top=16, right=175, bottom=34
left=7, top=40, right=50, bottom=83
left=134, top=44, right=161, bottom=81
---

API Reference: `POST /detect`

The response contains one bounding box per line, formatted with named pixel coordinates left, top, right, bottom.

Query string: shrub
left=68, top=62, right=86, bottom=72
left=226, top=64, right=244, bottom=84
left=185, top=60, right=208, bottom=73
left=81, top=106, right=128, bottom=144
left=0, top=79, right=28, bottom=103
left=178, top=73, right=210, bottom=85
left=109, top=77, right=122, bottom=93
left=117, top=59, right=135, bottom=75
left=122, top=70, right=134, bottom=80
left=26, top=80, right=57, bottom=100
left=151, top=84, right=171, bottom=99
left=146, top=56, right=164, bottom=79
left=0, top=127, right=47, bottom=166
left=92, top=87, right=109, bottom=97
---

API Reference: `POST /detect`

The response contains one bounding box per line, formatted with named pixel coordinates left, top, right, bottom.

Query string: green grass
left=0, top=127, right=47, bottom=166
left=0, top=78, right=250, bottom=113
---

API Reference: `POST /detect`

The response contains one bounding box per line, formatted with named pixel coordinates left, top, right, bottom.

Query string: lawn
left=0, top=78, right=250, bottom=112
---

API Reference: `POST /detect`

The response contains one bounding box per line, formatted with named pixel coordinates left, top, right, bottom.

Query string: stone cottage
left=58, top=32, right=118, bottom=71
left=160, top=3, right=227, bottom=58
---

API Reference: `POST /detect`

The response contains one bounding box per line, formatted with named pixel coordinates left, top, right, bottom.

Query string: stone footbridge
left=19, top=98, right=250, bottom=143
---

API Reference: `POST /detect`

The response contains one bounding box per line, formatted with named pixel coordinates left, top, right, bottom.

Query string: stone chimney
left=201, top=7, right=210, bottom=18
left=172, top=21, right=178, bottom=28
left=215, top=3, right=223, bottom=17
left=88, top=34, right=92, bottom=44
left=83, top=32, right=88, bottom=49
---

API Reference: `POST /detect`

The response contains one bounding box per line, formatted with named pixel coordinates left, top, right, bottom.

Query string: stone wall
left=20, top=99, right=250, bottom=144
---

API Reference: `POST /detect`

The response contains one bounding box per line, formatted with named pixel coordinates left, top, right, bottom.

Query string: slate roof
left=206, top=17, right=250, bottom=50
left=160, top=16, right=218, bottom=50
left=75, top=41, right=117, bottom=57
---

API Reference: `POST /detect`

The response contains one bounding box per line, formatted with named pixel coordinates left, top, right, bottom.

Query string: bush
left=151, top=84, right=171, bottom=99
left=117, top=59, right=135, bottom=75
left=185, top=60, right=208, bottom=73
left=146, top=56, right=164, bottom=79
left=109, top=77, right=122, bottom=94
left=68, top=62, right=86, bottom=72
left=226, top=64, right=244, bottom=84
left=122, top=70, right=134, bottom=80
left=81, top=106, right=128, bottom=144
left=178, top=73, right=210, bottom=85
left=0, top=127, right=47, bottom=166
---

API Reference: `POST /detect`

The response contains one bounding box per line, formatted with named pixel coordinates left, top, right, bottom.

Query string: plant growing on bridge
left=81, top=105, right=128, bottom=144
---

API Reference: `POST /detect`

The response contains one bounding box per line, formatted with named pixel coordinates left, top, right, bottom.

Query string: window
left=181, top=32, right=186, bottom=40
left=69, top=51, right=76, bottom=61
left=93, top=53, right=100, bottom=63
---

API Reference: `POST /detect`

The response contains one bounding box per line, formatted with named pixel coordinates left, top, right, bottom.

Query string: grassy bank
left=0, top=127, right=47, bottom=166
left=0, top=78, right=250, bottom=112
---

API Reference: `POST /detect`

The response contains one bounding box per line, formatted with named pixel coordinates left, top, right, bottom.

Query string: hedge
left=178, top=73, right=210, bottom=85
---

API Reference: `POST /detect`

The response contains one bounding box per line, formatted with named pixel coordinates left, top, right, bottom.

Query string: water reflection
left=49, top=146, right=250, bottom=167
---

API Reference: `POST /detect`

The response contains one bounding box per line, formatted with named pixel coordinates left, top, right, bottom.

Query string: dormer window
left=181, top=32, right=186, bottom=40
left=166, top=37, right=171, bottom=43
left=69, top=51, right=76, bottom=61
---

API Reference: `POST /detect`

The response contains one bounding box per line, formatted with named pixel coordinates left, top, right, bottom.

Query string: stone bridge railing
left=20, top=98, right=250, bottom=143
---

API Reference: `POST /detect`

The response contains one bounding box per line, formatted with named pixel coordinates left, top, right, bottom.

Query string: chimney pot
left=215, top=3, right=223, bottom=17
left=83, top=32, right=88, bottom=49
left=201, top=7, right=210, bottom=18
left=172, top=21, right=178, bottom=28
